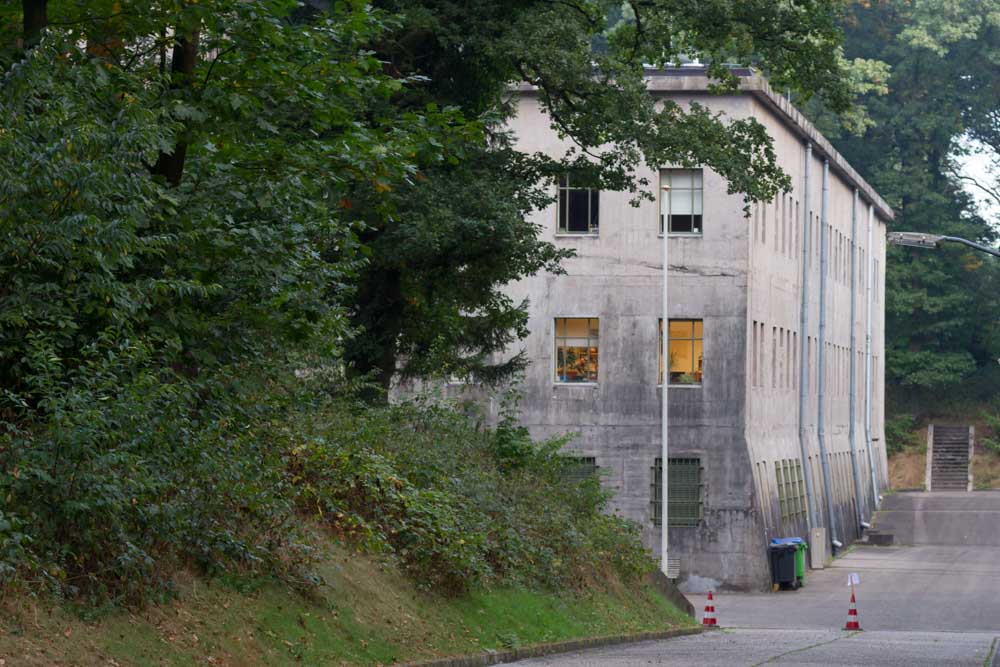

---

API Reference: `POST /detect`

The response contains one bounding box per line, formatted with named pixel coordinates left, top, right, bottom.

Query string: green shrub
left=1, top=373, right=654, bottom=603
left=981, top=410, right=1000, bottom=456
left=285, top=399, right=654, bottom=594
left=0, top=356, right=309, bottom=604
left=885, top=414, right=922, bottom=456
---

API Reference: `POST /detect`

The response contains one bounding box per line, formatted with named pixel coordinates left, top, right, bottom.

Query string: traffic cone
left=702, top=591, right=717, bottom=627
left=843, top=590, right=861, bottom=630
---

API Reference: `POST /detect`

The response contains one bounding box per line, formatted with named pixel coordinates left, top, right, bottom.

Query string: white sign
left=847, top=572, right=860, bottom=586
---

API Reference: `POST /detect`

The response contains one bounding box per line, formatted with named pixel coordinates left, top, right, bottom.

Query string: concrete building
left=502, top=68, right=892, bottom=591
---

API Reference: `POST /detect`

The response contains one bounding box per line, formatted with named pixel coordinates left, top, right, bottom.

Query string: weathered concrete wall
left=505, top=93, right=769, bottom=590
left=745, top=95, right=889, bottom=552
left=490, top=75, right=890, bottom=590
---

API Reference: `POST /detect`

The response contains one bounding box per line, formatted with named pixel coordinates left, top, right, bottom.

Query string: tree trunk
left=22, top=0, right=47, bottom=47
left=346, top=265, right=403, bottom=402
left=152, top=33, right=199, bottom=187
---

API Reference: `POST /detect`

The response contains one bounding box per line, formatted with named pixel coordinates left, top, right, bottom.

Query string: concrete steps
left=928, top=425, right=972, bottom=492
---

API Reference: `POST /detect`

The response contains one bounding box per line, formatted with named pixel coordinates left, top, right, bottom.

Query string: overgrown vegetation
left=1, top=361, right=652, bottom=602
left=981, top=406, right=1000, bottom=456
left=885, top=414, right=923, bottom=456
left=1, top=0, right=857, bottom=616
left=0, top=543, right=692, bottom=666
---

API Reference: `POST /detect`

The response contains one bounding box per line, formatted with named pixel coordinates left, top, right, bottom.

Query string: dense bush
left=981, top=407, right=1000, bottom=456
left=885, top=414, right=923, bottom=456
left=0, top=365, right=654, bottom=602
left=287, top=400, right=653, bottom=594
left=0, top=357, right=310, bottom=604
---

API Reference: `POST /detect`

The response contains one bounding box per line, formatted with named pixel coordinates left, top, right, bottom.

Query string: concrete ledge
left=647, top=570, right=696, bottom=618
left=403, top=626, right=705, bottom=667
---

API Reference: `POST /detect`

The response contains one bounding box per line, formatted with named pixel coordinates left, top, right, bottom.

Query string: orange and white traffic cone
left=843, top=589, right=861, bottom=631
left=702, top=591, right=717, bottom=627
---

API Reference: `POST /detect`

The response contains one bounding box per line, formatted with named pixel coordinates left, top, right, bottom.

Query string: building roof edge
left=514, top=70, right=895, bottom=222
left=738, top=72, right=894, bottom=222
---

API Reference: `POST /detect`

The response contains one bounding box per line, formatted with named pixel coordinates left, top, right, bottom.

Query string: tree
left=0, top=0, right=461, bottom=410
left=341, top=0, right=858, bottom=391
left=819, top=0, right=1000, bottom=402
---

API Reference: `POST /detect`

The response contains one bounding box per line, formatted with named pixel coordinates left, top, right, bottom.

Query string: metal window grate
left=563, top=456, right=598, bottom=484
left=776, top=459, right=807, bottom=525
left=651, top=458, right=703, bottom=527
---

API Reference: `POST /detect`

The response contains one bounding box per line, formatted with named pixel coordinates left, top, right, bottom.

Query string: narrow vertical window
left=752, top=320, right=759, bottom=387
left=795, top=201, right=800, bottom=255
left=782, top=196, right=788, bottom=256
left=557, top=175, right=599, bottom=234
left=554, top=317, right=599, bottom=382
left=761, top=202, right=767, bottom=245
left=771, top=326, right=777, bottom=388
left=774, top=199, right=780, bottom=252
left=787, top=331, right=793, bottom=389
left=791, top=331, right=797, bottom=390
left=661, top=169, right=703, bottom=234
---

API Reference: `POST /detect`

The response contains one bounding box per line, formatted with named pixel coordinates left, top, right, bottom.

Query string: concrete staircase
left=926, top=425, right=973, bottom=492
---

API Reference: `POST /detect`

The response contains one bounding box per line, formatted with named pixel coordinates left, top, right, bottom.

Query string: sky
left=954, top=137, right=1000, bottom=230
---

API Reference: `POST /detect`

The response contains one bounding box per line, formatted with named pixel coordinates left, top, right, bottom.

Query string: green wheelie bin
left=769, top=537, right=807, bottom=589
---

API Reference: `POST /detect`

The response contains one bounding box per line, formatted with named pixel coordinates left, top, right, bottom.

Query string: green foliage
left=0, top=0, right=854, bottom=607
left=0, top=359, right=310, bottom=603
left=821, top=0, right=1000, bottom=407
left=288, top=399, right=654, bottom=594
left=884, top=414, right=923, bottom=456
left=343, top=0, right=858, bottom=388
left=981, top=408, right=1000, bottom=456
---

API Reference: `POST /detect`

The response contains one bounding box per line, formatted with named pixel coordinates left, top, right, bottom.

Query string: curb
left=402, top=626, right=705, bottom=667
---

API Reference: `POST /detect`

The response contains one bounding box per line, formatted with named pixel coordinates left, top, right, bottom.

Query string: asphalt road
left=516, top=629, right=999, bottom=666
left=517, top=491, right=1000, bottom=665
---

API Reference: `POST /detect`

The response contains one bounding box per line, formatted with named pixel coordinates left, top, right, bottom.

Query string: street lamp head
left=888, top=231, right=944, bottom=249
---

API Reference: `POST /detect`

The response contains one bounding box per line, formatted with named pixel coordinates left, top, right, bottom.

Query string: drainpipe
left=864, top=204, right=880, bottom=510
left=847, top=189, right=867, bottom=530
left=797, top=143, right=818, bottom=530
left=816, top=160, right=840, bottom=551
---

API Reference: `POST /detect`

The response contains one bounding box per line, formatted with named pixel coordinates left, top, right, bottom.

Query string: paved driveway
left=517, top=492, right=1000, bottom=665
left=686, top=491, right=1000, bottom=632
left=516, top=629, right=998, bottom=666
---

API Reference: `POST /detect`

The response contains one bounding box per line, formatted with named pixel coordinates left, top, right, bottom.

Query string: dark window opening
left=558, top=175, right=599, bottom=234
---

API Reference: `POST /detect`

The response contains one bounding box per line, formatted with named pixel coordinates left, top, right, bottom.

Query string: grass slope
left=0, top=545, right=692, bottom=666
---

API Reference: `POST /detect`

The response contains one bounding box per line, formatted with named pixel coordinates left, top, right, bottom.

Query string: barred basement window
left=557, top=175, right=599, bottom=234
left=562, top=456, right=598, bottom=484
left=651, top=458, right=703, bottom=527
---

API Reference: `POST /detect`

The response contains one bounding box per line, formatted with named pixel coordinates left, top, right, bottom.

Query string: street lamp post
left=888, top=232, right=1000, bottom=258
left=660, top=184, right=672, bottom=579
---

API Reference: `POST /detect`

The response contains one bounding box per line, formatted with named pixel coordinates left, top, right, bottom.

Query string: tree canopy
left=816, top=0, right=1000, bottom=404
left=1, top=0, right=859, bottom=397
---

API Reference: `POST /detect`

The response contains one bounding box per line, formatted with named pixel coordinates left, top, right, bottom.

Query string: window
left=659, top=319, right=703, bottom=384
left=651, top=458, right=703, bottom=527
left=660, top=169, right=703, bottom=234
left=555, top=317, right=599, bottom=382
left=771, top=326, right=777, bottom=388
left=557, top=175, right=599, bottom=234
left=563, top=456, right=598, bottom=484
